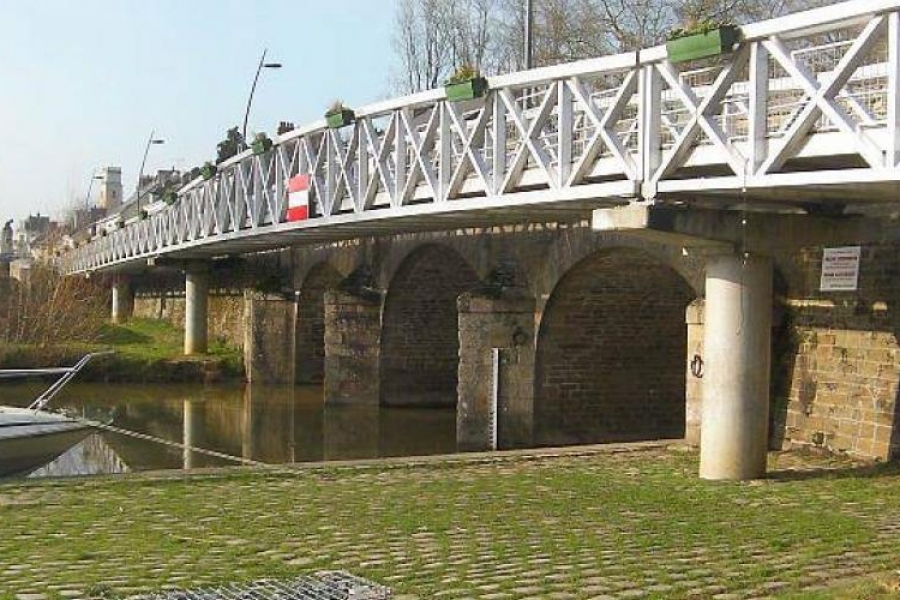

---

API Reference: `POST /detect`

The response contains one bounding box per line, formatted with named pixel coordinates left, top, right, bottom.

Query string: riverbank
left=1, top=445, right=899, bottom=598
left=0, top=318, right=243, bottom=383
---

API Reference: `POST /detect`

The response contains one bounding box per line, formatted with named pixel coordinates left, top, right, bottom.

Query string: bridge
left=66, top=0, right=900, bottom=481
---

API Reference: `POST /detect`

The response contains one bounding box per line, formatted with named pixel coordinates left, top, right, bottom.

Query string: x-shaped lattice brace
left=399, top=106, right=441, bottom=204
left=652, top=43, right=751, bottom=184
left=275, top=140, right=301, bottom=220
left=499, top=85, right=560, bottom=193
left=443, top=99, right=494, bottom=200
left=567, top=72, right=640, bottom=185
left=197, top=179, right=216, bottom=238
left=300, top=133, right=329, bottom=217
left=218, top=170, right=239, bottom=236
left=759, top=15, right=887, bottom=173
left=249, top=152, right=278, bottom=227
left=327, top=125, right=361, bottom=214
left=361, top=114, right=399, bottom=210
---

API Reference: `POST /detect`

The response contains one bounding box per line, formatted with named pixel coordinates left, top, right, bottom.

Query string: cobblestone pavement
left=0, top=444, right=898, bottom=599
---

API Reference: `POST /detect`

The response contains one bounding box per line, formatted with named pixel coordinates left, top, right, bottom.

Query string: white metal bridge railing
left=67, top=0, right=900, bottom=274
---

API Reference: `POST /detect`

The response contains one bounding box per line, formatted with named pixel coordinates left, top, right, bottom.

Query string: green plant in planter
left=444, top=64, right=488, bottom=102
left=162, top=188, right=179, bottom=205
left=325, top=100, right=355, bottom=128
left=116, top=220, right=125, bottom=229
left=251, top=132, right=273, bottom=155
left=666, top=20, right=741, bottom=63
left=200, top=162, right=217, bottom=180
left=139, top=209, right=149, bottom=220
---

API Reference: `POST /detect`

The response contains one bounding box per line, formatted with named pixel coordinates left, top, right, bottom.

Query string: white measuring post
left=490, top=347, right=500, bottom=451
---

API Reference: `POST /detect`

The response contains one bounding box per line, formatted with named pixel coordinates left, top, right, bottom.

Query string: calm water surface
left=0, top=383, right=457, bottom=478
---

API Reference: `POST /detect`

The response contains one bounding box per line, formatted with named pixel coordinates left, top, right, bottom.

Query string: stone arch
left=535, top=246, right=697, bottom=446
left=380, top=244, right=480, bottom=406
left=296, top=262, right=342, bottom=383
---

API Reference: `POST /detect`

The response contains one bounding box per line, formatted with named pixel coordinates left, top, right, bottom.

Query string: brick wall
left=380, top=245, right=480, bottom=407
left=535, top=248, right=695, bottom=446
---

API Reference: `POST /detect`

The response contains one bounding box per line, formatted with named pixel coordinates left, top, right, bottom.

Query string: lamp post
left=84, top=173, right=104, bottom=211
left=241, top=48, right=282, bottom=149
left=81, top=173, right=103, bottom=232
left=136, top=130, right=165, bottom=215
left=524, top=0, right=534, bottom=69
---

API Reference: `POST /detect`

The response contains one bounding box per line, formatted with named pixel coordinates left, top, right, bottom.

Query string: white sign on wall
left=820, top=246, right=861, bottom=292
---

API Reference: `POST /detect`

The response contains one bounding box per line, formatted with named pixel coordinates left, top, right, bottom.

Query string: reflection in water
left=0, top=383, right=457, bottom=478
left=31, top=434, right=129, bottom=477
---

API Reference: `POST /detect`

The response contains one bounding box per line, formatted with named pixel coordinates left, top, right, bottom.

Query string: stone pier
left=457, top=288, right=536, bottom=451
left=323, top=270, right=384, bottom=405
left=111, top=276, right=134, bottom=324
left=244, top=292, right=296, bottom=384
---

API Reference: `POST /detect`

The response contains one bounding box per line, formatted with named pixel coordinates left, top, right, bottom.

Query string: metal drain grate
left=129, top=571, right=392, bottom=600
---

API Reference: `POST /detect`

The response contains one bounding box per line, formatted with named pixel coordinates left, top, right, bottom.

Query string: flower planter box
left=445, top=76, right=488, bottom=102
left=325, top=108, right=355, bottom=129
left=251, top=136, right=273, bottom=155
left=666, top=25, right=741, bottom=63
left=200, top=162, right=217, bottom=180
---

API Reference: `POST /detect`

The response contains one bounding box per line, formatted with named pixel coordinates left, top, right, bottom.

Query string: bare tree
left=391, top=0, right=827, bottom=91
left=0, top=265, right=109, bottom=346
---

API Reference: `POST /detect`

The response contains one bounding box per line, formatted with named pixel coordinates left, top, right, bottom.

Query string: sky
left=0, top=0, right=399, bottom=223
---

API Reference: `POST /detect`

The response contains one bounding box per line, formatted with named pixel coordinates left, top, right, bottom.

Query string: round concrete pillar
left=699, top=254, right=772, bottom=481
left=184, top=267, right=209, bottom=355
left=111, top=277, right=133, bottom=324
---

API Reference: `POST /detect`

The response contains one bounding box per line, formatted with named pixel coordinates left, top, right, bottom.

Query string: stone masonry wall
left=133, top=293, right=244, bottom=349
left=773, top=243, right=900, bottom=460
left=535, top=248, right=696, bottom=446
left=124, top=215, right=900, bottom=460
left=296, top=265, right=342, bottom=383
left=380, top=245, right=480, bottom=407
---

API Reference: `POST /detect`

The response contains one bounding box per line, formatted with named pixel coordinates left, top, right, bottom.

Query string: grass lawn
left=0, top=318, right=242, bottom=381
left=0, top=446, right=898, bottom=599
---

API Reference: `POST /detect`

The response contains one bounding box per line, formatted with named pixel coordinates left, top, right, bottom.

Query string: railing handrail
left=65, top=0, right=900, bottom=275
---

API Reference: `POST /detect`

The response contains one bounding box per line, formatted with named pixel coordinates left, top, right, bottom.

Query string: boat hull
left=0, top=407, right=93, bottom=478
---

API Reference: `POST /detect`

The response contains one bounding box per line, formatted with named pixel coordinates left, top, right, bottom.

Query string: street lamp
left=241, top=48, right=282, bottom=149
left=84, top=173, right=104, bottom=211
left=136, top=130, right=165, bottom=214
left=80, top=173, right=104, bottom=232
left=524, top=0, right=534, bottom=69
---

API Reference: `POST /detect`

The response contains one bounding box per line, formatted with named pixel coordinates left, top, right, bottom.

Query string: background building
left=97, top=167, right=123, bottom=210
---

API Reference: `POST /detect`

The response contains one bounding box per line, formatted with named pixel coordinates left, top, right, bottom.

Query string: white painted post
left=184, top=265, right=209, bottom=355
left=699, top=254, right=773, bottom=481
left=490, top=347, right=500, bottom=451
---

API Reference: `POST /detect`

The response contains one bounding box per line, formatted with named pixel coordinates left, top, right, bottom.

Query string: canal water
left=0, top=383, right=457, bottom=478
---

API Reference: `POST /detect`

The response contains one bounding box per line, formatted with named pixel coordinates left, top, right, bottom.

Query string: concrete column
left=111, top=277, right=134, bottom=324
left=699, top=254, right=772, bottom=481
left=457, top=291, right=536, bottom=451
left=323, top=288, right=384, bottom=405
left=184, top=266, right=209, bottom=355
left=244, top=291, right=297, bottom=384
left=685, top=299, right=704, bottom=446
